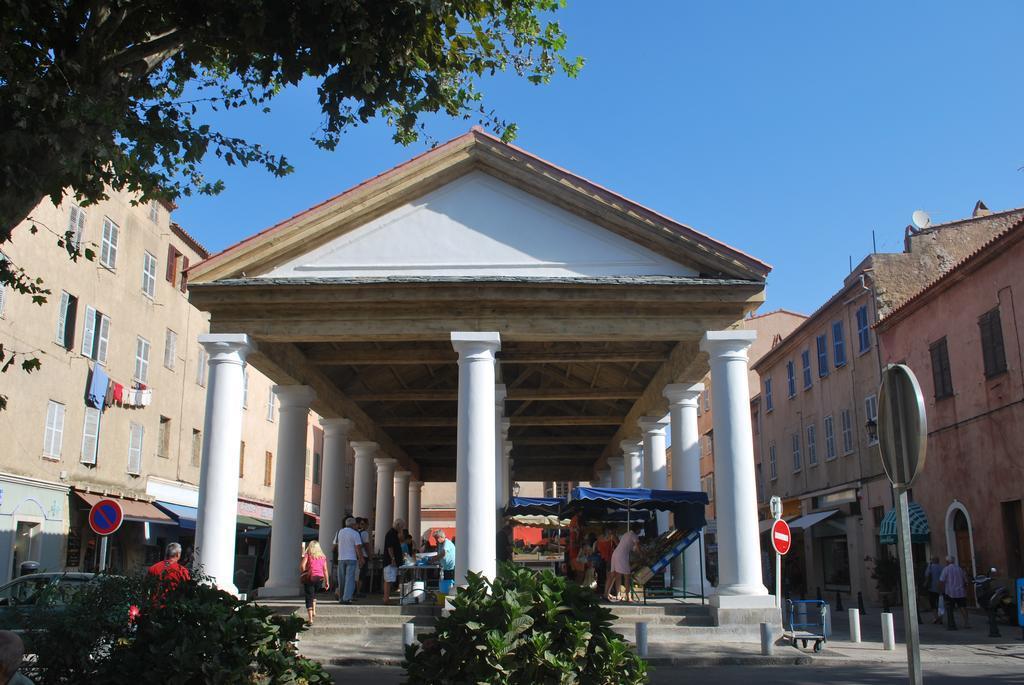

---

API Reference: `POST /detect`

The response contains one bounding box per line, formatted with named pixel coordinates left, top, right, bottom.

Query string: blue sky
left=173, top=1, right=1024, bottom=315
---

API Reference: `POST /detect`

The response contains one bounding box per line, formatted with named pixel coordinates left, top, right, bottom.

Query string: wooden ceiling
left=295, top=340, right=673, bottom=481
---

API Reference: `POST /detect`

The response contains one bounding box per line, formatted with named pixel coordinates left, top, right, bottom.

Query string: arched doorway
left=944, top=501, right=977, bottom=583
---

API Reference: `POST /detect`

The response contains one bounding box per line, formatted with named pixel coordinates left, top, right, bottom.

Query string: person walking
left=300, top=541, right=330, bottom=624
left=432, top=530, right=456, bottom=585
left=383, top=518, right=405, bottom=604
left=598, top=528, right=617, bottom=598
left=939, top=555, right=970, bottom=630
left=923, top=556, right=943, bottom=624
left=333, top=517, right=364, bottom=604
left=607, top=524, right=640, bottom=603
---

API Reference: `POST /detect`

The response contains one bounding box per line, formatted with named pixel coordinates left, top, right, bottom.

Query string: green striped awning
left=879, top=502, right=930, bottom=545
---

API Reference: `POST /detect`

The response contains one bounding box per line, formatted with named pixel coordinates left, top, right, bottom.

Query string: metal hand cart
left=786, top=599, right=829, bottom=652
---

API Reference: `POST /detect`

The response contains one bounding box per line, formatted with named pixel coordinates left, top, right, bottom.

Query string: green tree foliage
left=403, top=564, right=648, bottom=684
left=0, top=0, right=581, bottom=408
left=26, top=573, right=327, bottom=684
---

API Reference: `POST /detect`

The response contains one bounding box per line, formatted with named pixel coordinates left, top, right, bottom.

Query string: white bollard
left=760, top=622, right=775, bottom=656
left=848, top=607, right=861, bottom=643
left=635, top=622, right=649, bottom=657
left=881, top=612, right=896, bottom=651
left=403, top=622, right=416, bottom=648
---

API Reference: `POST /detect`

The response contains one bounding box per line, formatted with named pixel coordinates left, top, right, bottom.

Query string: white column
left=408, top=480, right=423, bottom=543
left=394, top=470, right=411, bottom=529
left=351, top=441, right=378, bottom=520
left=494, top=386, right=507, bottom=512
left=665, top=383, right=711, bottom=595
left=701, top=330, right=771, bottom=607
left=452, top=331, right=501, bottom=584
left=596, top=468, right=611, bottom=488
left=318, top=417, right=353, bottom=566
left=194, top=334, right=253, bottom=594
left=607, top=456, right=626, bottom=488
left=621, top=440, right=643, bottom=488
left=639, top=415, right=670, bottom=586
left=263, top=385, right=316, bottom=597
left=373, top=457, right=398, bottom=554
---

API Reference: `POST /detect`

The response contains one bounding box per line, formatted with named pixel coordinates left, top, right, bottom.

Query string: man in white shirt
left=333, top=517, right=364, bottom=604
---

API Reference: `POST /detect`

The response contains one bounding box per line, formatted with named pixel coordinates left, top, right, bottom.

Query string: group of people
left=563, top=523, right=646, bottom=603
left=922, top=555, right=972, bottom=630
left=298, top=516, right=435, bottom=624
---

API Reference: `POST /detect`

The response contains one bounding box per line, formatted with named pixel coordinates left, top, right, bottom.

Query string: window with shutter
left=769, top=443, right=777, bottom=480
left=824, top=416, right=836, bottom=460
left=266, top=388, right=275, bottom=422
left=807, top=424, right=817, bottom=465
left=801, top=349, right=812, bottom=389
left=81, top=305, right=96, bottom=357
left=979, top=308, right=1007, bottom=378
left=164, top=329, right=176, bottom=369
left=134, top=336, right=150, bottom=383
left=142, top=252, right=157, bottom=298
left=55, top=291, right=70, bottom=345
left=81, top=407, right=100, bottom=465
left=100, top=218, right=119, bottom=269
left=791, top=432, right=801, bottom=472
left=191, top=429, right=202, bottom=466
left=816, top=334, right=829, bottom=377
left=157, top=416, right=171, bottom=458
left=180, top=256, right=189, bottom=293
left=68, top=205, right=87, bottom=249
left=166, top=245, right=180, bottom=282
left=764, top=377, right=773, bottom=411
left=786, top=361, right=796, bottom=398
left=196, top=346, right=208, bottom=386
left=96, top=313, right=110, bottom=363
left=856, top=305, right=871, bottom=353
left=832, top=321, right=846, bottom=367
left=43, top=401, right=65, bottom=459
left=840, top=409, right=853, bottom=454
left=929, top=337, right=954, bottom=399
left=127, top=423, right=144, bottom=475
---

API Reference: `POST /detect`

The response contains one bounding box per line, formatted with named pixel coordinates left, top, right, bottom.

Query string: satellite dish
left=911, top=210, right=931, bottom=229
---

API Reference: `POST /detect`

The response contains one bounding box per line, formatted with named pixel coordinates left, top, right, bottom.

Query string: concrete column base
left=257, top=585, right=303, bottom=599
left=710, top=603, right=783, bottom=629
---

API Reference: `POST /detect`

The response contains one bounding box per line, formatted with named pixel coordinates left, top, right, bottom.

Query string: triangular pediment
left=263, top=172, right=697, bottom=278
left=190, top=129, right=769, bottom=283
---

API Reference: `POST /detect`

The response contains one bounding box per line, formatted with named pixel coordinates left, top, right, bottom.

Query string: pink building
left=876, top=217, right=1024, bottom=582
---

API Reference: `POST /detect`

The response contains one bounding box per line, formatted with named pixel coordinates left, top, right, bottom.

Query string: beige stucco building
left=0, top=188, right=323, bottom=588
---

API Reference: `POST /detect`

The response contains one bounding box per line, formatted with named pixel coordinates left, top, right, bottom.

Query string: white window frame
left=127, top=422, right=144, bottom=475
left=163, top=329, right=177, bottom=370
left=134, top=336, right=151, bottom=384
left=67, top=205, right=87, bottom=249
left=791, top=432, right=802, bottom=472
left=43, top=401, right=65, bottom=459
left=865, top=394, right=878, bottom=445
left=142, top=251, right=157, bottom=298
left=769, top=442, right=777, bottom=481
left=99, top=217, right=119, bottom=269
left=266, top=387, right=275, bottom=423
left=841, top=408, right=854, bottom=454
left=81, top=306, right=110, bottom=363
left=824, top=415, right=837, bottom=460
left=81, top=407, right=101, bottom=465
left=807, top=423, right=818, bottom=466
left=149, top=201, right=160, bottom=224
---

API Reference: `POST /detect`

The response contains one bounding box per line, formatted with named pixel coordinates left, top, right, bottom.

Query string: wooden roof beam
left=304, top=349, right=670, bottom=366
left=399, top=435, right=609, bottom=446
left=349, top=388, right=642, bottom=402
left=376, top=415, right=625, bottom=428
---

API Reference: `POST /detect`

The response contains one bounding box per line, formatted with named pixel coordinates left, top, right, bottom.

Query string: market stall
left=504, top=497, right=568, bottom=572
left=565, top=487, right=709, bottom=604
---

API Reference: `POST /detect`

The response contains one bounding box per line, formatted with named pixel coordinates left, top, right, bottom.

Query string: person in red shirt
left=148, top=542, right=191, bottom=589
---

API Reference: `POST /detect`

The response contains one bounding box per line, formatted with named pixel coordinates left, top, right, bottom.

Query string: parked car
left=0, top=573, right=96, bottom=633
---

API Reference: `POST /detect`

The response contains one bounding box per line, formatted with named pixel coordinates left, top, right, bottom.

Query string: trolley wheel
left=813, top=640, right=823, bottom=653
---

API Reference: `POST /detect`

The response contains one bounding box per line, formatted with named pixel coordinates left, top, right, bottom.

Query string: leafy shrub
left=403, top=564, right=647, bottom=684
left=25, top=573, right=327, bottom=684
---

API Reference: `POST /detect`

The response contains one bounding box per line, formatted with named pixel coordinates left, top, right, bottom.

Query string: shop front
left=71, top=491, right=176, bottom=573
left=0, top=474, right=68, bottom=584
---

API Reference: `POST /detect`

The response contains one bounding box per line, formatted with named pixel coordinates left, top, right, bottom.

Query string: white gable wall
left=264, top=172, right=697, bottom=278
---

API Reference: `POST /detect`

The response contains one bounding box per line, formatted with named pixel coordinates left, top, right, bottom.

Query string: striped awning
left=879, top=502, right=930, bottom=545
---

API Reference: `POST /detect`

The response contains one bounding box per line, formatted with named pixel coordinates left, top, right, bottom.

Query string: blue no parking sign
left=88, top=498, right=124, bottom=536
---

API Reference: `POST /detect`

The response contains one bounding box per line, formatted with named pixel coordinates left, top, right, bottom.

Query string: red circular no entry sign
left=89, top=498, right=124, bottom=536
left=771, top=519, right=791, bottom=555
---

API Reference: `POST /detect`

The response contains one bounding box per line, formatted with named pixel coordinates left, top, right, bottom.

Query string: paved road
left=325, top=662, right=1024, bottom=684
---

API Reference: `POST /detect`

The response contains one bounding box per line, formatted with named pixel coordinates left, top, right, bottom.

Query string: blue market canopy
left=504, top=496, right=565, bottom=517
left=878, top=502, right=930, bottom=545
left=565, top=487, right=707, bottom=530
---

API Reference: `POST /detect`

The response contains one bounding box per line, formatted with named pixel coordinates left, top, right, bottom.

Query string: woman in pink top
left=300, top=540, right=330, bottom=624
left=606, top=525, right=641, bottom=603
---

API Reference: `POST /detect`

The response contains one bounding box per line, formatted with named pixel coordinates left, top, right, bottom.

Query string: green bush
left=25, top=573, right=327, bottom=684
left=403, top=564, right=647, bottom=684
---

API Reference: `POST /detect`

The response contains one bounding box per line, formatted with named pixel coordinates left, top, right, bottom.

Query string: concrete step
left=307, top=615, right=439, bottom=628
left=611, top=623, right=762, bottom=644
left=611, top=614, right=715, bottom=627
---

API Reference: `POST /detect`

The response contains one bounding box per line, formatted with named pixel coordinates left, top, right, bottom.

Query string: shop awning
left=788, top=510, right=839, bottom=530
left=879, top=502, right=930, bottom=545
left=508, top=514, right=570, bottom=528
left=505, top=496, right=565, bottom=517
left=565, top=487, right=707, bottom=531
left=154, top=502, right=271, bottom=530
left=242, top=526, right=318, bottom=541
left=75, top=492, right=174, bottom=525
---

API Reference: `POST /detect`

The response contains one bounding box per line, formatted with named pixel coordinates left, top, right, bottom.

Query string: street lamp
left=865, top=418, right=878, bottom=443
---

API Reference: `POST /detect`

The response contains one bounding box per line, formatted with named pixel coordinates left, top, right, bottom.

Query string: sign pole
left=98, top=535, right=108, bottom=572
left=895, top=484, right=922, bottom=685
left=775, top=549, right=781, bottom=610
